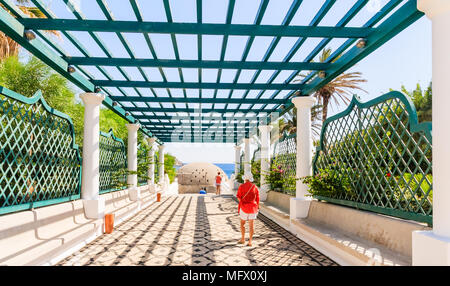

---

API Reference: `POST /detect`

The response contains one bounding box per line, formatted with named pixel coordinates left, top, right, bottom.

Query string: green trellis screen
left=0, top=87, right=81, bottom=215
left=155, top=152, right=159, bottom=183
left=99, top=129, right=127, bottom=194
left=137, top=143, right=148, bottom=186
left=272, top=133, right=297, bottom=195
left=239, top=152, right=244, bottom=172
left=312, top=91, right=432, bottom=224
left=251, top=147, right=260, bottom=163
left=251, top=146, right=261, bottom=187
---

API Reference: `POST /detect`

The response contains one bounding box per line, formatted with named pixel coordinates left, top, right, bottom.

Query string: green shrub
left=301, top=167, right=357, bottom=200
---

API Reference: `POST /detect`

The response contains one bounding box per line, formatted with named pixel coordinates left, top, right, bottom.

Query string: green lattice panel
left=251, top=147, right=261, bottom=187
left=137, top=143, right=148, bottom=186
left=272, top=133, right=297, bottom=195
left=240, top=153, right=244, bottom=172
left=313, top=91, right=432, bottom=224
left=251, top=147, right=260, bottom=164
left=99, top=129, right=127, bottom=194
left=0, top=87, right=81, bottom=215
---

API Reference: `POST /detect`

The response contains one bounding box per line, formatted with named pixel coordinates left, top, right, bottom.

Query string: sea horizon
left=175, top=162, right=235, bottom=178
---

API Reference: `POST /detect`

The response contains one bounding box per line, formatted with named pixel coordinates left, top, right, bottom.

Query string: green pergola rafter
left=110, top=96, right=287, bottom=105
left=279, top=0, right=424, bottom=117
left=134, top=114, right=268, bottom=121
left=20, top=18, right=374, bottom=38
left=0, top=0, right=423, bottom=143
left=95, top=80, right=301, bottom=90
left=63, top=57, right=331, bottom=71
left=0, top=0, right=162, bottom=144
left=126, top=107, right=274, bottom=114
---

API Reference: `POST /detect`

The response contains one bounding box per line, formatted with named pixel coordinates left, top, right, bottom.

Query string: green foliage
left=251, top=159, right=261, bottom=187
left=263, top=161, right=284, bottom=191
left=263, top=157, right=296, bottom=195
left=0, top=56, right=85, bottom=145
left=164, top=153, right=177, bottom=183
left=394, top=173, right=433, bottom=214
left=0, top=55, right=180, bottom=193
left=0, top=56, right=145, bottom=148
left=100, top=109, right=128, bottom=145
left=312, top=90, right=433, bottom=223
left=398, top=82, right=432, bottom=123
left=301, top=167, right=356, bottom=199
left=236, top=168, right=244, bottom=184
left=0, top=56, right=131, bottom=148
left=269, top=135, right=297, bottom=195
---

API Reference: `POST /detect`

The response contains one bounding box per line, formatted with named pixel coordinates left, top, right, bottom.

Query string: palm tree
left=0, top=1, right=58, bottom=59
left=272, top=104, right=322, bottom=144
left=297, top=48, right=367, bottom=123
left=281, top=105, right=322, bottom=137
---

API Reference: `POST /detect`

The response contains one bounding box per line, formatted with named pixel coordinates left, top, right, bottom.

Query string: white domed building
left=177, top=162, right=228, bottom=194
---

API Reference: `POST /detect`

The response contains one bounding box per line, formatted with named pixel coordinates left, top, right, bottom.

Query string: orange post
left=156, top=192, right=161, bottom=202
left=104, top=213, right=114, bottom=234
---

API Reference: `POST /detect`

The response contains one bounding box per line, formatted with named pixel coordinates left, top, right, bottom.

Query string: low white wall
left=0, top=185, right=157, bottom=266
left=306, top=201, right=430, bottom=258
left=265, top=191, right=292, bottom=213
left=261, top=196, right=430, bottom=264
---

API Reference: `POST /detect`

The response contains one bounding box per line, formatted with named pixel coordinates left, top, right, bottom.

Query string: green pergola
left=0, top=0, right=423, bottom=144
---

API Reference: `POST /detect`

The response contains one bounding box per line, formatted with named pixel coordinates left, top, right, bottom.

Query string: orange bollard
left=104, top=213, right=114, bottom=234
left=156, top=192, right=161, bottom=202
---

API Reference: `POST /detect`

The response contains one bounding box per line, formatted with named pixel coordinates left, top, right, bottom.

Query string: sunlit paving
left=58, top=195, right=336, bottom=266
left=0, top=0, right=448, bottom=271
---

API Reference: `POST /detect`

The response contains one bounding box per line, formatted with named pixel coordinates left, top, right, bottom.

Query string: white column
left=234, top=145, right=242, bottom=175
left=158, top=145, right=165, bottom=184
left=259, top=125, right=272, bottom=201
left=147, top=137, right=156, bottom=185
left=234, top=145, right=242, bottom=190
left=244, top=138, right=251, bottom=177
left=290, top=96, right=316, bottom=220
left=413, top=0, right=450, bottom=266
left=80, top=92, right=105, bottom=219
left=126, top=123, right=140, bottom=201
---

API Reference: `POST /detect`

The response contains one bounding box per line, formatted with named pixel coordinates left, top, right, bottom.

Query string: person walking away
left=236, top=174, right=259, bottom=246
left=215, top=172, right=222, bottom=195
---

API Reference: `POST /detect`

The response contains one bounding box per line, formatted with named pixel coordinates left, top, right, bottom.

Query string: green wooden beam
left=21, top=18, right=373, bottom=38
left=245, top=0, right=369, bottom=113
left=147, top=125, right=256, bottom=130
left=0, top=3, right=160, bottom=143
left=135, top=115, right=268, bottom=122
left=92, top=80, right=300, bottom=90
left=127, top=106, right=273, bottom=113
left=275, top=0, right=424, bottom=118
left=303, top=0, right=423, bottom=96
left=159, top=137, right=240, bottom=143
left=110, top=96, right=287, bottom=104
left=154, top=131, right=247, bottom=136
left=285, top=0, right=403, bottom=97
left=144, top=122, right=257, bottom=127
left=66, top=56, right=330, bottom=71
left=0, top=5, right=93, bottom=92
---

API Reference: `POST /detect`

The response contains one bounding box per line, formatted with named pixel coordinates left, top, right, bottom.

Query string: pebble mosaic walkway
left=58, top=194, right=337, bottom=266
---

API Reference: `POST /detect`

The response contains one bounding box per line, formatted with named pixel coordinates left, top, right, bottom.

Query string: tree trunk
left=322, top=96, right=330, bottom=123
left=0, top=32, right=19, bottom=60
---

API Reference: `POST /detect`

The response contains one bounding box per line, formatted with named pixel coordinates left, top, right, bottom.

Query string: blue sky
left=21, top=0, right=432, bottom=163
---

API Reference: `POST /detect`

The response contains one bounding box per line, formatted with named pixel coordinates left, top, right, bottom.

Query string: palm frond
left=0, top=2, right=61, bottom=60
left=292, top=48, right=367, bottom=124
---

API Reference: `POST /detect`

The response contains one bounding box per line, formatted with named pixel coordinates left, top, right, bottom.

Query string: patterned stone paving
left=58, top=195, right=337, bottom=266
